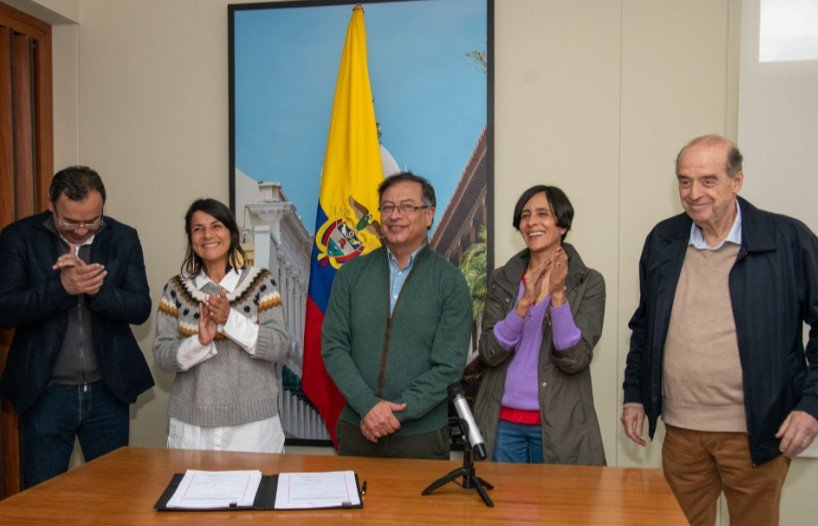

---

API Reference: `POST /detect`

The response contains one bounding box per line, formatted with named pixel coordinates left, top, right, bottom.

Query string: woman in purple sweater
left=474, top=185, right=606, bottom=464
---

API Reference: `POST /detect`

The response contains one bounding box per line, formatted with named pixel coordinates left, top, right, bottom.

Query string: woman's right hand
left=198, top=301, right=217, bottom=345
left=517, top=262, right=547, bottom=317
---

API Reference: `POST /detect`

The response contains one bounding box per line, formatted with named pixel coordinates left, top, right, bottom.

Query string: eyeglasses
left=54, top=212, right=104, bottom=231
left=378, top=203, right=431, bottom=216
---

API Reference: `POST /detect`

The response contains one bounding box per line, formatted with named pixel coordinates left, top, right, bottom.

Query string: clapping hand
left=205, top=289, right=230, bottom=325
left=548, top=247, right=568, bottom=306
left=517, top=261, right=547, bottom=317
left=198, top=301, right=218, bottom=345
left=53, top=244, right=106, bottom=296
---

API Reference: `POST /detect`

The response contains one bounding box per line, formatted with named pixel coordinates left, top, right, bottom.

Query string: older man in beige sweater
left=621, top=135, right=818, bottom=526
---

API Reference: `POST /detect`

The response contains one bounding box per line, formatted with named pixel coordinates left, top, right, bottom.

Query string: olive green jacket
left=474, top=244, right=606, bottom=465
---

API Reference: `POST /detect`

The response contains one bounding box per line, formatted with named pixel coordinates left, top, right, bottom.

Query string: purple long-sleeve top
left=493, top=281, right=581, bottom=410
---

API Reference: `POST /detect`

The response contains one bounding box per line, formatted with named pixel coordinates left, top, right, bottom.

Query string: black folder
left=154, top=472, right=363, bottom=511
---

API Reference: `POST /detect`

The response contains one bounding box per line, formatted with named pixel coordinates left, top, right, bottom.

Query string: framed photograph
left=229, top=0, right=493, bottom=445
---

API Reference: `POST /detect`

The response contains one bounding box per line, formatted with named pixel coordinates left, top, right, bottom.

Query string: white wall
left=737, top=1, right=818, bottom=523
left=496, top=0, right=740, bottom=472
left=16, top=0, right=818, bottom=523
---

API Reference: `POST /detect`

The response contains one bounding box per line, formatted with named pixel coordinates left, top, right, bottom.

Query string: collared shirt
left=45, top=213, right=104, bottom=249
left=194, top=267, right=240, bottom=295
left=386, top=243, right=426, bottom=314
left=60, top=233, right=95, bottom=250
left=689, top=200, right=742, bottom=250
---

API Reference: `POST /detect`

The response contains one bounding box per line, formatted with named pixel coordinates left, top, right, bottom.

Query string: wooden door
left=0, top=1, right=53, bottom=498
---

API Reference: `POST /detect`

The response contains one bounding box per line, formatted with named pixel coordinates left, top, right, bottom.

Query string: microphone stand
left=421, top=418, right=494, bottom=507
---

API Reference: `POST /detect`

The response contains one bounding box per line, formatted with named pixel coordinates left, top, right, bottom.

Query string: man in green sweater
left=322, top=172, right=472, bottom=459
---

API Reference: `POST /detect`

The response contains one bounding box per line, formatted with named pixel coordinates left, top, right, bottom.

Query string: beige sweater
left=662, top=244, right=746, bottom=432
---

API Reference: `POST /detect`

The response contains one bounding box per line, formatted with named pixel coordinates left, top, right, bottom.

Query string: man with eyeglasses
left=322, top=171, right=472, bottom=459
left=0, top=166, right=153, bottom=487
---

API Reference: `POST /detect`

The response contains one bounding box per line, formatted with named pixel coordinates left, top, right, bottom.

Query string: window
left=760, top=0, right=818, bottom=62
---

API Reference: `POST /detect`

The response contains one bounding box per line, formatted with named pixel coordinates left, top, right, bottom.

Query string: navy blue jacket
left=624, top=197, right=818, bottom=466
left=0, top=212, right=154, bottom=413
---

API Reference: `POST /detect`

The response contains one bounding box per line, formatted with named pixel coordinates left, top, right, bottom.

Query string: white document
left=274, top=470, right=361, bottom=509
left=166, top=469, right=262, bottom=509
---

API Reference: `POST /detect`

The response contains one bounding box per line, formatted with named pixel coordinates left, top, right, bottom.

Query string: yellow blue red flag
left=301, top=5, right=384, bottom=448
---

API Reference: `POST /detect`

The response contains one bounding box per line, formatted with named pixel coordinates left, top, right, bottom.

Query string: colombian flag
left=301, top=5, right=384, bottom=448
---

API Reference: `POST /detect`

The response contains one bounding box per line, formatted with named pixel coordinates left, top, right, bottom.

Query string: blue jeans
left=21, top=381, right=129, bottom=487
left=493, top=419, right=544, bottom=463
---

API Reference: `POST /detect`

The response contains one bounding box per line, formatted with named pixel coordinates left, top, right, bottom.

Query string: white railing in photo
left=280, top=387, right=330, bottom=441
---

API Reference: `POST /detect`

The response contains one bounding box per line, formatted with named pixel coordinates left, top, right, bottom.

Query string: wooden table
left=0, top=447, right=685, bottom=525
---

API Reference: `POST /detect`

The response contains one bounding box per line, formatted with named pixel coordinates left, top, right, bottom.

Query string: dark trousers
left=21, top=380, right=129, bottom=488
left=337, top=421, right=450, bottom=460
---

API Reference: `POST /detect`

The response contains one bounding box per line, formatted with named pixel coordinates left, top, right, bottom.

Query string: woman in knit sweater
left=153, top=198, right=290, bottom=453
left=474, top=185, right=606, bottom=465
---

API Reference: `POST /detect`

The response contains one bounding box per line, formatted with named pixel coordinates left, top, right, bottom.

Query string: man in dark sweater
left=0, top=166, right=153, bottom=487
left=322, top=172, right=472, bottom=459
left=621, top=136, right=818, bottom=525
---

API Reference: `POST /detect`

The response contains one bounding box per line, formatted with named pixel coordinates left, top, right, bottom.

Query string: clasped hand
left=518, top=248, right=568, bottom=316
left=53, top=246, right=106, bottom=296
left=198, top=289, right=230, bottom=345
left=360, top=400, right=407, bottom=443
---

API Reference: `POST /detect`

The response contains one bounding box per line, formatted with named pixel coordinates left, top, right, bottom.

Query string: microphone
left=448, top=381, right=487, bottom=460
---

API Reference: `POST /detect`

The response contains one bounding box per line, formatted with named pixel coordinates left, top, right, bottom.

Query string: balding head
left=676, top=135, right=743, bottom=178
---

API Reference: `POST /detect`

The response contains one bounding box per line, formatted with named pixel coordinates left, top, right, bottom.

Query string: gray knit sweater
left=153, top=266, right=289, bottom=426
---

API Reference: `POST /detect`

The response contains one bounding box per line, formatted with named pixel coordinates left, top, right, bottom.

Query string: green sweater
left=322, top=246, right=472, bottom=436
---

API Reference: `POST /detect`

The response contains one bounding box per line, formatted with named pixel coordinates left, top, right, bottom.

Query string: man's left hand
left=54, top=250, right=106, bottom=296
left=775, top=410, right=818, bottom=458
